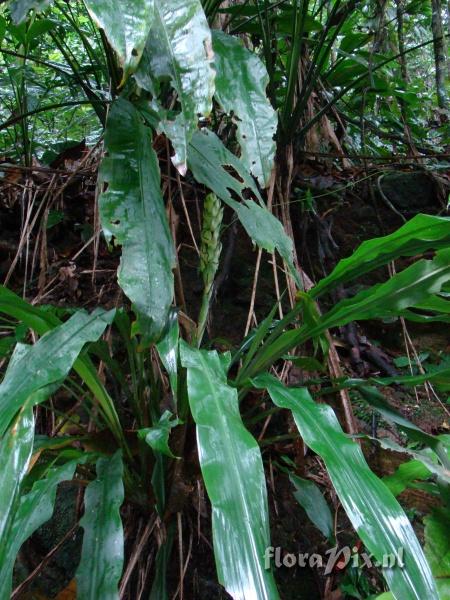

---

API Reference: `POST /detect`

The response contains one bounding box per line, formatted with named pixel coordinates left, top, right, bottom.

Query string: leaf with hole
left=212, top=30, right=277, bottom=187
left=188, top=129, right=300, bottom=286
left=99, top=98, right=175, bottom=343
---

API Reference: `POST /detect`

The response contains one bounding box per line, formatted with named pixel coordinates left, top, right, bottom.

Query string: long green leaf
left=180, top=342, right=279, bottom=600
left=0, top=458, right=78, bottom=599
left=318, top=248, right=450, bottom=330
left=249, top=248, right=450, bottom=376
left=9, top=0, right=54, bottom=23
left=0, top=308, right=115, bottom=437
left=212, top=30, right=277, bottom=187
left=83, top=0, right=154, bottom=84
left=188, top=129, right=299, bottom=286
left=76, top=451, right=124, bottom=600
left=0, top=286, right=123, bottom=443
left=135, top=0, right=214, bottom=173
left=100, top=98, right=175, bottom=342
left=253, top=374, right=438, bottom=600
left=373, top=438, right=450, bottom=484
left=310, top=214, right=450, bottom=299
left=0, top=404, right=34, bottom=547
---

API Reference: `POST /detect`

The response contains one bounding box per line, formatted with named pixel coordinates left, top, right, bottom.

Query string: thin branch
left=0, top=99, right=108, bottom=132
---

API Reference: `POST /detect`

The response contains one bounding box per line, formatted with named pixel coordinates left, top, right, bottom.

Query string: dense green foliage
left=0, top=1, right=449, bottom=599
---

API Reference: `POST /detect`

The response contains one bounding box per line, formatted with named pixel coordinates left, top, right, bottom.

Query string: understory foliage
left=0, top=1, right=449, bottom=599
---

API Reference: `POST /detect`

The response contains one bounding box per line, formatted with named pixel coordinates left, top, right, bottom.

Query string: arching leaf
left=254, top=374, right=439, bottom=600
left=311, top=214, right=450, bottom=299
left=0, top=308, right=115, bottom=437
left=0, top=287, right=123, bottom=442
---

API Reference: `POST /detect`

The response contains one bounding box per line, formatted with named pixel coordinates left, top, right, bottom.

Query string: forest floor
left=1, top=146, right=449, bottom=599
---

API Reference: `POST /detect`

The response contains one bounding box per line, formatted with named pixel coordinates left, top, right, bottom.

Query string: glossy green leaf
left=135, top=0, right=214, bottom=173
left=138, top=410, right=180, bottom=459
left=180, top=342, right=279, bottom=600
left=424, top=508, right=450, bottom=599
left=76, top=451, right=124, bottom=600
left=245, top=250, right=450, bottom=378
left=0, top=285, right=61, bottom=333
left=212, top=30, right=277, bottom=187
left=0, top=308, right=115, bottom=437
left=319, top=248, right=450, bottom=330
left=83, top=0, right=154, bottom=84
left=188, top=129, right=299, bottom=286
left=253, top=374, right=438, bottom=600
left=0, top=458, right=78, bottom=599
left=9, top=0, right=54, bottom=23
left=383, top=460, right=432, bottom=497
left=289, top=473, right=334, bottom=541
left=394, top=294, right=450, bottom=324
left=0, top=286, right=123, bottom=443
left=0, top=405, right=34, bottom=548
left=100, top=98, right=175, bottom=342
left=311, top=214, right=450, bottom=299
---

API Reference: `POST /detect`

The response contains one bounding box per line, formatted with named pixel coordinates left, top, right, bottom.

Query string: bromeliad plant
left=1, top=1, right=450, bottom=599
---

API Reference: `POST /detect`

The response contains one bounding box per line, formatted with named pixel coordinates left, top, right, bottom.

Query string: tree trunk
left=431, top=0, right=448, bottom=108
